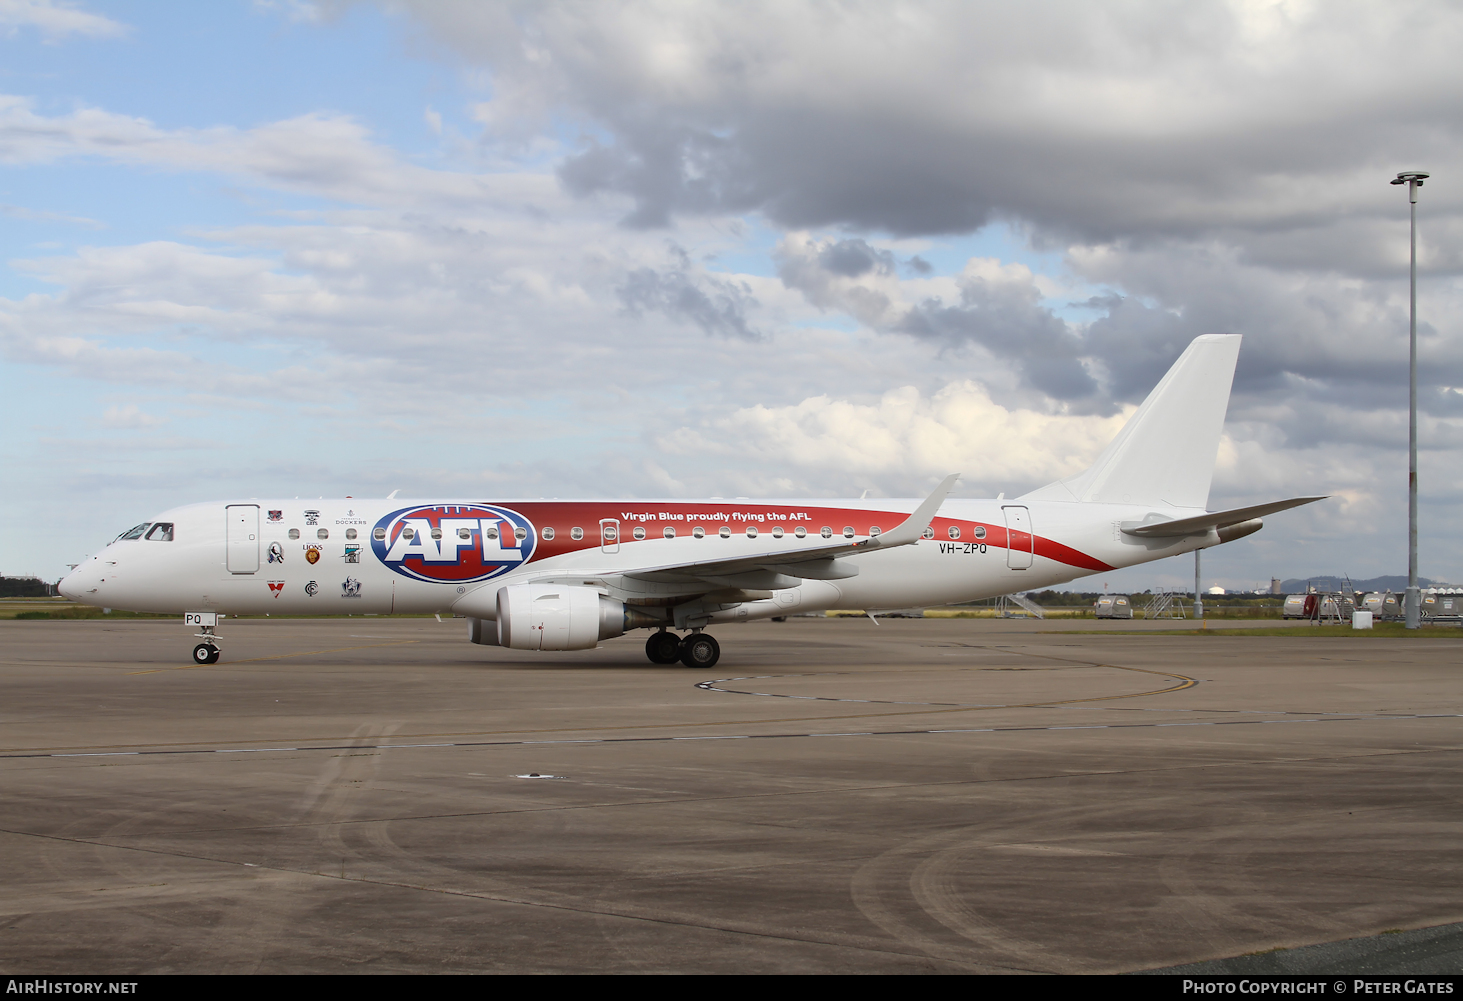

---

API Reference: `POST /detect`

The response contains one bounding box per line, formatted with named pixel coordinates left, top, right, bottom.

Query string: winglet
left=870, top=473, right=960, bottom=548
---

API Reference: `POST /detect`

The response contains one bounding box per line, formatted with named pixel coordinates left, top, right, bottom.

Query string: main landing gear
left=644, top=629, right=720, bottom=669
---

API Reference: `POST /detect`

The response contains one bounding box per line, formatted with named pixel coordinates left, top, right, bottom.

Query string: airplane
left=58, top=334, right=1323, bottom=669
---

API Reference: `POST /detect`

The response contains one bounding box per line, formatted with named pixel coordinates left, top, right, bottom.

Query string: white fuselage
left=60, top=496, right=1214, bottom=622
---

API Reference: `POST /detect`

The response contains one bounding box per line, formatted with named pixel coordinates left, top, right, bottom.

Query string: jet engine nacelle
left=495, top=583, right=659, bottom=651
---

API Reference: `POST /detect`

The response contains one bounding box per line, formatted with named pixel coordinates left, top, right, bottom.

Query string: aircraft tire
left=193, top=643, right=216, bottom=665
left=645, top=630, right=682, bottom=664
left=679, top=633, right=720, bottom=669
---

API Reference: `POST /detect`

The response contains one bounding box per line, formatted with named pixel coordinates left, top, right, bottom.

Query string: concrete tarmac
left=1, top=615, right=1460, bottom=974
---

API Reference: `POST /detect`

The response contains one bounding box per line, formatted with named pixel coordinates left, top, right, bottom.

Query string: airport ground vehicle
left=59, top=335, right=1323, bottom=668
left=1094, top=595, right=1133, bottom=618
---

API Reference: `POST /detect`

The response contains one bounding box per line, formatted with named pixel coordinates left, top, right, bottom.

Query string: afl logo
left=371, top=504, right=537, bottom=585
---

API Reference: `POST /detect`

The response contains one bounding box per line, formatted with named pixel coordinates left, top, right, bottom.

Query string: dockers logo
left=371, top=503, right=537, bottom=585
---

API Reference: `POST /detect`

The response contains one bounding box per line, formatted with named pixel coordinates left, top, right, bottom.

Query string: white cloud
left=661, top=381, right=1132, bottom=493
left=100, top=404, right=166, bottom=429
left=0, top=0, right=127, bottom=39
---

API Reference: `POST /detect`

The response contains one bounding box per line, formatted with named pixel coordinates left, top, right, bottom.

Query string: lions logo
left=371, top=504, right=536, bottom=585
left=304, top=545, right=322, bottom=565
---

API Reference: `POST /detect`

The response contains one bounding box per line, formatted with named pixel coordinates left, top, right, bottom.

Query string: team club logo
left=371, top=504, right=537, bottom=585
left=304, top=581, right=319, bottom=597
left=304, top=545, right=322, bottom=565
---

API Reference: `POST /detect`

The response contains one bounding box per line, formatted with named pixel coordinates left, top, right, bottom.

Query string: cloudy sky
left=2, top=0, right=1459, bottom=591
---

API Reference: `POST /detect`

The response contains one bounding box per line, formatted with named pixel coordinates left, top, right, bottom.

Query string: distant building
left=1271, top=577, right=1283, bottom=595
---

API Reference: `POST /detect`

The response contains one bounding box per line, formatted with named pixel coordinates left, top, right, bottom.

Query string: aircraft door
left=226, top=504, right=260, bottom=574
left=599, top=519, right=620, bottom=554
left=1003, top=505, right=1034, bottom=570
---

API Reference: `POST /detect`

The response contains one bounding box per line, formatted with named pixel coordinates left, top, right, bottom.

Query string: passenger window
left=318, top=529, right=329, bottom=540
left=485, top=526, right=499, bottom=540
left=821, top=526, right=832, bottom=539
left=345, top=528, right=357, bottom=540
left=663, top=527, right=675, bottom=539
left=372, top=527, right=385, bottom=541
left=291, top=528, right=301, bottom=540
left=771, top=527, right=784, bottom=539
left=922, top=527, right=935, bottom=540
left=948, top=526, right=961, bottom=539
left=693, top=527, right=706, bottom=539
left=973, top=526, right=987, bottom=539
left=570, top=527, right=584, bottom=541
left=843, top=526, right=855, bottom=538
left=794, top=527, right=807, bottom=539
left=459, top=527, right=470, bottom=539
left=542, top=527, right=555, bottom=540
left=870, top=526, right=881, bottom=537
left=403, top=527, right=415, bottom=540
left=514, top=527, right=527, bottom=541
left=718, top=526, right=731, bottom=539
left=145, top=523, right=174, bottom=541
left=633, top=527, right=646, bottom=540
left=430, top=528, right=443, bottom=540
left=744, top=527, right=757, bottom=538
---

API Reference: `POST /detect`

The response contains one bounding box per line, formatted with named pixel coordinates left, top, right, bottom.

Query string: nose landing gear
left=186, top=612, right=222, bottom=664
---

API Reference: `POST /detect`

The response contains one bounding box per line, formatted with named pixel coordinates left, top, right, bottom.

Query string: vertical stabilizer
left=1020, top=335, right=1241, bottom=509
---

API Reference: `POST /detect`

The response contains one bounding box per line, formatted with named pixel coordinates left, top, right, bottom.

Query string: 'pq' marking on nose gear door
left=372, top=504, right=537, bottom=584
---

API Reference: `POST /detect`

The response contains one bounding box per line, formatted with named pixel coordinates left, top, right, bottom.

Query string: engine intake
left=496, top=584, right=660, bottom=650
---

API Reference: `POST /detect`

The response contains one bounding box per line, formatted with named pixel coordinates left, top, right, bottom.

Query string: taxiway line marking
left=7, top=713, right=1459, bottom=759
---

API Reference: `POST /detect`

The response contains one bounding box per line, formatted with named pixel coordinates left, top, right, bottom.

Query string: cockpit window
left=145, top=523, right=174, bottom=542
left=116, top=523, right=150, bottom=542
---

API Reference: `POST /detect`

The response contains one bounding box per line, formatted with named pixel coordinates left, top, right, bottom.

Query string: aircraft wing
left=1121, top=496, right=1327, bottom=538
left=616, top=473, right=960, bottom=584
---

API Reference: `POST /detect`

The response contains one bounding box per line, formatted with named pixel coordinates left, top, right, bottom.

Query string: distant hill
left=1280, top=575, right=1455, bottom=593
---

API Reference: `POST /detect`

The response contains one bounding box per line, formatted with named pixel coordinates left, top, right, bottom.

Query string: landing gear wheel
left=192, top=643, right=219, bottom=665
left=679, top=633, right=720, bottom=669
left=645, top=630, right=682, bottom=665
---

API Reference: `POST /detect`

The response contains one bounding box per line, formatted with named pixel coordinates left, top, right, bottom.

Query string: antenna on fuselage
left=387, top=489, right=400, bottom=500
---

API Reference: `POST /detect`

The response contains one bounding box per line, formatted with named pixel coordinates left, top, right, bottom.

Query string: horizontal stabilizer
left=1122, top=496, right=1327, bottom=538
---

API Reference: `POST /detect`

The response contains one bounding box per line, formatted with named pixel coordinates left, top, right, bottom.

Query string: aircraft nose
left=58, top=569, right=85, bottom=601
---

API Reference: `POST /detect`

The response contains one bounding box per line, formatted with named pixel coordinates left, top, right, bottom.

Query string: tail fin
left=1020, top=334, right=1241, bottom=509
